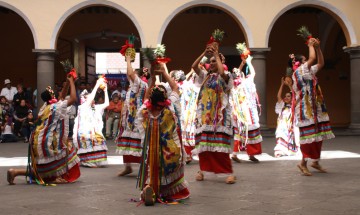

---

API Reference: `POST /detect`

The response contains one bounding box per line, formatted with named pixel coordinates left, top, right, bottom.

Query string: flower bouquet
left=142, top=44, right=171, bottom=65
left=120, top=34, right=137, bottom=62
left=207, top=29, right=225, bottom=51
left=297, top=26, right=313, bottom=45
left=98, top=74, right=108, bottom=90
left=60, top=59, right=78, bottom=80
left=236, top=42, right=251, bottom=59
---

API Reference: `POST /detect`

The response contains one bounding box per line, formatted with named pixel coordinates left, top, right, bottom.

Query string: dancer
left=116, top=54, right=149, bottom=176
left=285, top=38, right=334, bottom=176
left=180, top=69, right=201, bottom=164
left=137, top=63, right=190, bottom=206
left=191, top=43, right=235, bottom=184
left=229, top=57, right=250, bottom=162
left=274, top=77, right=298, bottom=157
left=7, top=75, right=80, bottom=185
left=73, top=77, right=109, bottom=167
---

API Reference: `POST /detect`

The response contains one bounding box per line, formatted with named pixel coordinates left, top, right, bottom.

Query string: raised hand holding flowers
left=205, top=29, right=225, bottom=57
left=120, top=34, right=137, bottom=62
left=236, top=42, right=250, bottom=59
left=60, top=59, right=78, bottom=80
left=297, top=26, right=313, bottom=45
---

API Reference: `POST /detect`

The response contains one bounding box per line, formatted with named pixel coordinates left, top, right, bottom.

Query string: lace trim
left=299, top=132, right=335, bottom=144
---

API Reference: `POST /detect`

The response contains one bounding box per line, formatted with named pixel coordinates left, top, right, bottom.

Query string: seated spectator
left=1, top=98, right=13, bottom=119
left=0, top=114, right=18, bottom=143
left=21, top=110, right=35, bottom=143
left=0, top=79, right=17, bottom=104
left=13, top=99, right=29, bottom=137
left=105, top=95, right=122, bottom=139
left=13, top=84, right=30, bottom=109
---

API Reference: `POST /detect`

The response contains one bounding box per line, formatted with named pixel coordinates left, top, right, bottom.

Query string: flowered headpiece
left=46, top=86, right=58, bottom=104
left=289, top=53, right=300, bottom=72
left=144, top=85, right=171, bottom=109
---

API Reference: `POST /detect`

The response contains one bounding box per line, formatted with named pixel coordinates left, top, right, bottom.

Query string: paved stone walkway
left=1, top=135, right=359, bottom=215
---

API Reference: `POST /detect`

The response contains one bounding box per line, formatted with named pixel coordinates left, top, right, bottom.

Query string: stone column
left=33, top=49, right=57, bottom=109
left=250, top=48, right=271, bottom=130
left=344, top=46, right=360, bottom=131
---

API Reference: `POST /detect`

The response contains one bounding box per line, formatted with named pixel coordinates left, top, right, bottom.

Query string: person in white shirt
left=0, top=79, right=17, bottom=103
left=0, top=114, right=18, bottom=143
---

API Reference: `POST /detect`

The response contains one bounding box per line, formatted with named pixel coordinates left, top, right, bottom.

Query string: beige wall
left=1, top=0, right=359, bottom=48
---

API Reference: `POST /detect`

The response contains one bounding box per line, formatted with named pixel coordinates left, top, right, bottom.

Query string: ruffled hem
left=115, top=149, right=142, bottom=157
left=77, top=145, right=108, bottom=154
left=119, top=130, right=141, bottom=140
left=195, top=125, right=233, bottom=135
left=81, top=160, right=108, bottom=167
left=36, top=148, right=71, bottom=165
left=299, top=132, right=335, bottom=144
left=296, top=117, right=330, bottom=127
left=243, top=137, right=263, bottom=144
left=162, top=181, right=189, bottom=198
left=192, top=146, right=232, bottom=155
left=39, top=156, right=80, bottom=178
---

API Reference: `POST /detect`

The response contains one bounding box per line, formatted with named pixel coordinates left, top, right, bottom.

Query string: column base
left=348, top=124, right=360, bottom=135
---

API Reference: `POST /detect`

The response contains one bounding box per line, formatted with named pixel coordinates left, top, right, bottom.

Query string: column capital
left=33, top=49, right=57, bottom=61
left=249, top=47, right=271, bottom=53
left=249, top=48, right=271, bottom=59
left=343, top=46, right=360, bottom=59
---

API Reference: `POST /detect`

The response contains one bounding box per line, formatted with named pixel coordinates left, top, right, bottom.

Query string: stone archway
left=161, top=5, right=247, bottom=72
left=51, top=4, right=143, bottom=89
left=158, top=0, right=252, bottom=47
left=0, top=3, right=37, bottom=92
left=265, top=0, right=356, bottom=47
left=50, top=0, right=144, bottom=49
left=266, top=6, right=350, bottom=128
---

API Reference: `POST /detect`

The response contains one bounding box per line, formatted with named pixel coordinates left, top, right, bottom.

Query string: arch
left=158, top=0, right=253, bottom=47
left=265, top=0, right=357, bottom=47
left=0, top=1, right=38, bottom=48
left=50, top=0, right=145, bottom=49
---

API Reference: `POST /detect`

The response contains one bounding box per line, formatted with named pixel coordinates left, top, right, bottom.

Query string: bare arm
left=58, top=81, right=69, bottom=101
left=306, top=38, right=316, bottom=69
left=185, top=69, right=195, bottom=81
left=158, top=63, right=180, bottom=95
left=144, top=67, right=156, bottom=101
left=85, top=79, right=101, bottom=106
left=97, top=85, right=109, bottom=109
left=277, top=78, right=285, bottom=102
left=191, top=50, right=207, bottom=76
left=238, top=57, right=246, bottom=71
left=213, top=50, right=228, bottom=82
left=66, top=77, right=76, bottom=106
left=126, top=54, right=137, bottom=82
left=315, top=39, right=324, bottom=71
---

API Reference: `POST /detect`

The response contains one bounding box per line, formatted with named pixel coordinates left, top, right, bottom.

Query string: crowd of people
left=4, top=34, right=334, bottom=206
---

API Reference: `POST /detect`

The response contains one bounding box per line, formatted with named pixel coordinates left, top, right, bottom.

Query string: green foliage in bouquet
left=153, top=44, right=166, bottom=58
left=212, top=29, right=225, bottom=42
left=236, top=42, right=247, bottom=55
left=60, top=59, right=73, bottom=73
left=297, top=26, right=312, bottom=41
left=141, top=47, right=155, bottom=62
